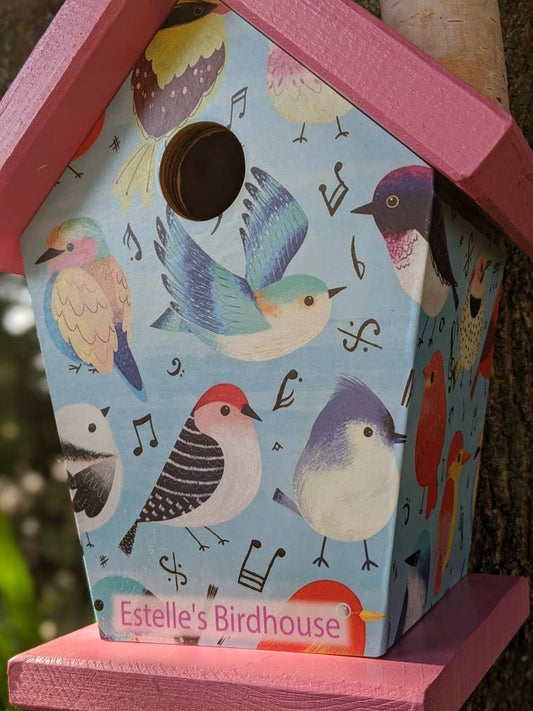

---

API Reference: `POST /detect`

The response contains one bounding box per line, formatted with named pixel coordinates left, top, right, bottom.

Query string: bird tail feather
left=112, top=139, right=157, bottom=210
left=114, top=325, right=145, bottom=399
left=119, top=522, right=139, bottom=556
left=151, top=305, right=189, bottom=332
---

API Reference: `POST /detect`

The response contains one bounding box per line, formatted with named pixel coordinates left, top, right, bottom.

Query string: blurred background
left=0, top=1, right=531, bottom=710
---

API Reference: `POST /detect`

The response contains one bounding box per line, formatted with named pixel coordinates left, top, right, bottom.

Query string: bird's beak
left=101, top=407, right=110, bottom=418
left=359, top=609, right=385, bottom=623
left=241, top=403, right=262, bottom=422
left=35, top=247, right=64, bottom=264
left=405, top=551, right=420, bottom=567
left=351, top=202, right=373, bottom=215
left=461, top=450, right=472, bottom=464
left=328, top=286, right=346, bottom=299
left=394, top=432, right=407, bottom=444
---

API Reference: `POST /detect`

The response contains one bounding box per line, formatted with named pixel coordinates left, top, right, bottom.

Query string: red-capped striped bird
left=470, top=285, right=501, bottom=399
left=256, top=580, right=383, bottom=656
left=434, top=431, right=471, bottom=596
left=415, top=351, right=446, bottom=520
left=119, top=384, right=262, bottom=555
left=454, top=255, right=491, bottom=387
left=113, top=1, right=228, bottom=208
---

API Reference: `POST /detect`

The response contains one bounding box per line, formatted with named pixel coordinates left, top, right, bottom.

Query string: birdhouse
left=1, top=0, right=532, bottom=659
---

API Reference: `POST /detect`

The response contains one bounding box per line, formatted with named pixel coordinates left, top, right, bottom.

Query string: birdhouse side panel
left=16, top=2, right=499, bottom=657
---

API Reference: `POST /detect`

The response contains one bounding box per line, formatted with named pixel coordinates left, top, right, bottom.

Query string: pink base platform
left=8, top=574, right=529, bottom=711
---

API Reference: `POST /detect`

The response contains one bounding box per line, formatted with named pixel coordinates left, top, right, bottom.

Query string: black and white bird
left=56, top=404, right=121, bottom=547
left=119, top=384, right=262, bottom=556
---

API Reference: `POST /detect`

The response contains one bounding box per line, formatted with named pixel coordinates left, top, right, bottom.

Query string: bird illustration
left=152, top=167, right=346, bottom=361
left=35, top=218, right=144, bottom=398
left=352, top=166, right=459, bottom=324
left=113, top=0, right=228, bottom=208
left=267, top=43, right=353, bottom=143
left=257, top=580, right=383, bottom=656
left=92, top=576, right=155, bottom=641
left=470, top=285, right=501, bottom=398
left=56, top=404, right=121, bottom=548
left=119, top=384, right=262, bottom=556
left=454, top=255, right=491, bottom=387
left=291, top=376, right=406, bottom=571
left=394, top=531, right=431, bottom=643
left=415, top=351, right=447, bottom=520
left=434, top=431, right=471, bottom=596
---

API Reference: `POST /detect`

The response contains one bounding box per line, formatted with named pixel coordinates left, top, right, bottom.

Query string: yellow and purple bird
left=434, top=431, right=471, bottom=596
left=152, top=167, right=346, bottom=361
left=36, top=218, right=144, bottom=397
left=113, top=0, right=228, bottom=208
left=353, top=166, right=459, bottom=320
left=267, top=43, right=353, bottom=143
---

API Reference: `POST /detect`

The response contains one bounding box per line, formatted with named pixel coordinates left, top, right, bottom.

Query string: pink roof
left=0, top=0, right=532, bottom=274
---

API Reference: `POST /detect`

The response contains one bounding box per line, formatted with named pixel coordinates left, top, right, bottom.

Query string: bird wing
left=68, top=459, right=116, bottom=518
left=85, top=256, right=132, bottom=334
left=428, top=197, right=459, bottom=302
left=138, top=417, right=224, bottom=524
left=155, top=208, right=269, bottom=335
left=50, top=268, right=118, bottom=373
left=240, top=167, right=309, bottom=290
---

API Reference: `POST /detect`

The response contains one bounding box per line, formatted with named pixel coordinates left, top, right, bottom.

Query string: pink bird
left=267, top=43, right=352, bottom=143
left=415, top=351, right=447, bottom=519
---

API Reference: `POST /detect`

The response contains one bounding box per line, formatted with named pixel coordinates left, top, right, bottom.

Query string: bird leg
left=85, top=533, right=94, bottom=548
left=67, top=164, right=84, bottom=179
left=293, top=123, right=308, bottom=144
left=68, top=364, right=82, bottom=374
left=418, top=316, right=430, bottom=347
left=428, top=318, right=437, bottom=348
left=88, top=367, right=99, bottom=375
left=335, top=116, right=349, bottom=139
left=204, top=526, right=229, bottom=546
left=361, top=540, right=379, bottom=571
left=185, top=527, right=210, bottom=552
left=313, top=536, right=330, bottom=568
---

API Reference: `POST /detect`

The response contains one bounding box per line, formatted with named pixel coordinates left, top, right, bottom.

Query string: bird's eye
left=220, top=405, right=231, bottom=416
left=364, top=427, right=373, bottom=438
left=304, top=296, right=315, bottom=307
left=194, top=4, right=204, bottom=15
left=94, top=599, right=104, bottom=612
left=386, top=195, right=400, bottom=209
left=88, top=423, right=97, bottom=433
left=336, top=603, right=352, bottom=619
left=66, top=242, right=74, bottom=252
left=430, top=372, right=435, bottom=385
left=457, top=452, right=462, bottom=463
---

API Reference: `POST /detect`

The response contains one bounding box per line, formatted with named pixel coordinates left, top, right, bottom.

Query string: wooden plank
left=0, top=0, right=176, bottom=275
left=8, top=575, right=530, bottom=711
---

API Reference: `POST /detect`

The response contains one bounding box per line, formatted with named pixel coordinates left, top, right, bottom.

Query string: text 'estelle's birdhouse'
left=17, top=1, right=508, bottom=657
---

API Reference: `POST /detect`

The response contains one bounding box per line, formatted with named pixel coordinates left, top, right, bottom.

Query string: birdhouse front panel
left=19, top=1, right=506, bottom=657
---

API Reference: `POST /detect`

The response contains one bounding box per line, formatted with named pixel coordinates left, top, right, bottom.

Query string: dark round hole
left=94, top=599, right=104, bottom=612
left=160, top=122, right=246, bottom=221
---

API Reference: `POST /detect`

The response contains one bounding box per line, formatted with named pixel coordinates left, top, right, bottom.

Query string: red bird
left=256, top=580, right=383, bottom=656
left=415, top=350, right=447, bottom=519
left=434, top=432, right=471, bottom=596
left=470, top=286, right=502, bottom=399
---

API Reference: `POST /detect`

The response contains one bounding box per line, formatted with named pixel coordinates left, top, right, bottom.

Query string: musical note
left=238, top=539, right=286, bottom=593
left=167, top=357, right=184, bottom=378
left=439, top=316, right=446, bottom=334
left=350, top=236, right=366, bottom=280
left=227, top=86, right=248, bottom=129
left=159, top=552, right=188, bottom=592
left=448, top=406, right=455, bottom=427
left=337, top=318, right=383, bottom=353
left=402, top=497, right=411, bottom=525
left=319, top=161, right=349, bottom=217
left=132, top=413, right=158, bottom=456
left=272, top=442, right=283, bottom=452
left=463, top=232, right=474, bottom=276
left=123, top=223, right=142, bottom=261
left=273, top=369, right=302, bottom=411
left=401, top=369, right=414, bottom=408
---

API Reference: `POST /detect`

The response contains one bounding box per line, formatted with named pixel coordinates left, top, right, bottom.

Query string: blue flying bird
left=153, top=167, right=345, bottom=361
left=394, top=530, right=431, bottom=642
left=292, top=376, right=406, bottom=571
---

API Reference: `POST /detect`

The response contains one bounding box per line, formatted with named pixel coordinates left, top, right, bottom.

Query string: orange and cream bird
left=434, top=431, right=471, bottom=596
left=113, top=1, right=228, bottom=208
left=267, top=43, right=353, bottom=143
left=35, top=218, right=144, bottom=398
left=257, top=580, right=383, bottom=656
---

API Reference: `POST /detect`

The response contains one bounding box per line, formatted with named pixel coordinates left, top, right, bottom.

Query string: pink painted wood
left=8, top=575, right=530, bottom=711
left=0, top=0, right=176, bottom=275
left=1, top=0, right=533, bottom=275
